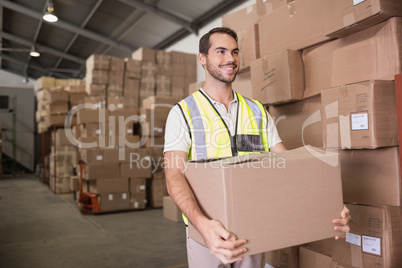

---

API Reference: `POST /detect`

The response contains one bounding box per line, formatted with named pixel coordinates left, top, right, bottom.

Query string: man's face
left=201, top=33, right=239, bottom=84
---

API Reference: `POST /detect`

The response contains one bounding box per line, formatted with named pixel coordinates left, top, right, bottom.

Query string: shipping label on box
left=186, top=146, right=343, bottom=256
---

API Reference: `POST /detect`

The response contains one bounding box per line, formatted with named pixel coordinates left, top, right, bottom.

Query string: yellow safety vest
left=177, top=90, right=270, bottom=224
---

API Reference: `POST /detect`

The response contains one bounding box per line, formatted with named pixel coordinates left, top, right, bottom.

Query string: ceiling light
left=43, top=0, right=58, bottom=22
left=30, top=46, right=40, bottom=57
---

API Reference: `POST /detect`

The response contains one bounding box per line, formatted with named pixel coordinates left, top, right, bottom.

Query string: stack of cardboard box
left=35, top=77, right=85, bottom=133
left=222, top=0, right=402, bottom=267
left=49, top=128, right=76, bottom=194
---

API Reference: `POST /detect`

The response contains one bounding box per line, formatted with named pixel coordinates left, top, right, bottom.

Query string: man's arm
left=164, top=150, right=247, bottom=264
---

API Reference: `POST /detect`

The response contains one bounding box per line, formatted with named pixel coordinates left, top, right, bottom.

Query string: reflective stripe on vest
left=177, top=90, right=270, bottom=225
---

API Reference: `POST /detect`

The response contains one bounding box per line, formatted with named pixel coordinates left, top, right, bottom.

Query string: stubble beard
left=205, top=58, right=238, bottom=84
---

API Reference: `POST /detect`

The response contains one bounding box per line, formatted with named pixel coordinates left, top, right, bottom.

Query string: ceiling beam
left=0, top=53, right=70, bottom=78
left=118, top=0, right=198, bottom=34
left=0, top=0, right=133, bottom=53
left=0, top=31, right=86, bottom=64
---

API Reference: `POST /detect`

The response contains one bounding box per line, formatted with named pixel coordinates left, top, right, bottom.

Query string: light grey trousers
left=186, top=227, right=264, bottom=268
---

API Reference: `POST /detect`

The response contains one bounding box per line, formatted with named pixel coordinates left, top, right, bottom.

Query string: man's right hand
left=197, top=218, right=248, bottom=265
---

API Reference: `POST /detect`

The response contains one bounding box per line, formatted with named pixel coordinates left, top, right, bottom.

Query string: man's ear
left=198, top=52, right=206, bottom=66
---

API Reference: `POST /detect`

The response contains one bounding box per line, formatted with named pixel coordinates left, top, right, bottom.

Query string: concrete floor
left=0, top=174, right=188, bottom=268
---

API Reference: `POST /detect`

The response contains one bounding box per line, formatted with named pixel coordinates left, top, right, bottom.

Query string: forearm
left=164, top=151, right=209, bottom=230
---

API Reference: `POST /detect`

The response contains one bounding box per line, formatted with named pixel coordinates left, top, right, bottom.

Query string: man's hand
left=198, top=218, right=247, bottom=265
left=332, top=204, right=351, bottom=240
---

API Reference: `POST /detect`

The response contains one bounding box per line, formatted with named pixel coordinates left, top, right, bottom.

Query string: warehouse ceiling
left=0, top=0, right=247, bottom=81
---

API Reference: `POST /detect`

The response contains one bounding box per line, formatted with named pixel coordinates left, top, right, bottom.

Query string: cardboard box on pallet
left=97, top=192, right=130, bottom=212
left=332, top=203, right=402, bottom=268
left=186, top=146, right=344, bottom=256
left=250, top=49, right=304, bottom=105
left=89, top=178, right=129, bottom=193
left=340, top=146, right=401, bottom=206
left=46, top=89, right=69, bottom=102
left=47, top=101, right=69, bottom=115
left=268, top=95, right=323, bottom=150
left=321, top=80, right=398, bottom=149
left=303, top=17, right=402, bottom=98
left=69, top=92, right=88, bottom=106
left=130, top=192, right=147, bottom=209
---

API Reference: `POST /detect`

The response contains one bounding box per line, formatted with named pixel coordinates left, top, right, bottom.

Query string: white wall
left=166, top=0, right=256, bottom=82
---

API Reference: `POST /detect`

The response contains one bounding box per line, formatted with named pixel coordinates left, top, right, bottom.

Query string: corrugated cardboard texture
left=250, top=49, right=304, bottom=105
left=332, top=203, right=402, bottom=268
left=299, top=246, right=332, bottom=268
left=340, top=147, right=401, bottom=206
left=321, top=80, right=398, bottom=149
left=303, top=17, right=402, bottom=98
left=324, top=0, right=402, bottom=38
left=268, top=95, right=323, bottom=149
left=186, top=146, right=343, bottom=256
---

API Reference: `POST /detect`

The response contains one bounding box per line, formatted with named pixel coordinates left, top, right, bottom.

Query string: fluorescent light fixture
left=30, top=46, right=40, bottom=57
left=43, top=1, right=58, bottom=22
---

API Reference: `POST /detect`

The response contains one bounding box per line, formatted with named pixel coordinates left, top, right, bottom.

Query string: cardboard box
left=250, top=50, right=304, bottom=105
left=222, top=0, right=287, bottom=32
left=163, top=195, right=182, bottom=222
left=258, top=0, right=333, bottom=57
left=188, top=81, right=205, bottom=96
left=89, top=178, right=128, bottom=193
left=303, top=17, right=402, bottom=98
left=186, top=146, right=344, bottom=256
left=47, top=101, right=69, bottom=115
left=321, top=80, right=398, bottom=149
left=299, top=247, right=332, bottom=268
left=324, top=0, right=402, bottom=38
left=237, top=24, right=259, bottom=70
left=141, top=96, right=180, bottom=110
left=124, top=59, right=141, bottom=79
left=46, top=114, right=66, bottom=128
left=36, top=76, right=55, bottom=90
left=46, top=89, right=69, bottom=102
left=84, top=162, right=120, bottom=180
left=110, top=56, right=125, bottom=71
left=340, top=146, right=401, bottom=206
left=132, top=47, right=155, bottom=62
left=264, top=246, right=299, bottom=268
left=79, top=148, right=104, bottom=164
left=268, top=95, right=323, bottom=150
left=130, top=192, right=147, bottom=209
left=86, top=54, right=110, bottom=71
left=150, top=171, right=167, bottom=208
left=130, top=177, right=146, bottom=193
left=70, top=176, right=79, bottom=192
left=232, top=71, right=254, bottom=99
left=120, top=161, right=152, bottom=179
left=69, top=92, right=88, bottom=106
left=332, top=203, right=402, bottom=268
left=97, top=192, right=130, bottom=212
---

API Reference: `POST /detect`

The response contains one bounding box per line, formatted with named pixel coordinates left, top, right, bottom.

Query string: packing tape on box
left=288, top=1, right=296, bottom=18
left=340, top=115, right=352, bottom=148
left=343, top=12, right=356, bottom=27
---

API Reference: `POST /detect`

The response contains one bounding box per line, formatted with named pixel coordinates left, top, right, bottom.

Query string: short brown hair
left=199, top=27, right=238, bottom=55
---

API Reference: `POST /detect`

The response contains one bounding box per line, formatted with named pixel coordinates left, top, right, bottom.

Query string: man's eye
left=233, top=51, right=239, bottom=55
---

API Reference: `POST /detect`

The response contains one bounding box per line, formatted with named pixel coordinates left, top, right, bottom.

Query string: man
left=164, top=27, right=350, bottom=267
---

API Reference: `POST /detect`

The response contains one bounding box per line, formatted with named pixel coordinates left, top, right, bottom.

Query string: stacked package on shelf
left=45, top=89, right=70, bottom=128
left=222, top=0, right=402, bottom=267
left=49, top=128, right=76, bottom=194
left=35, top=76, right=56, bottom=133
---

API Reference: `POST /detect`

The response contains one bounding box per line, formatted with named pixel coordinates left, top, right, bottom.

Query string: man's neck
left=202, top=80, right=234, bottom=108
